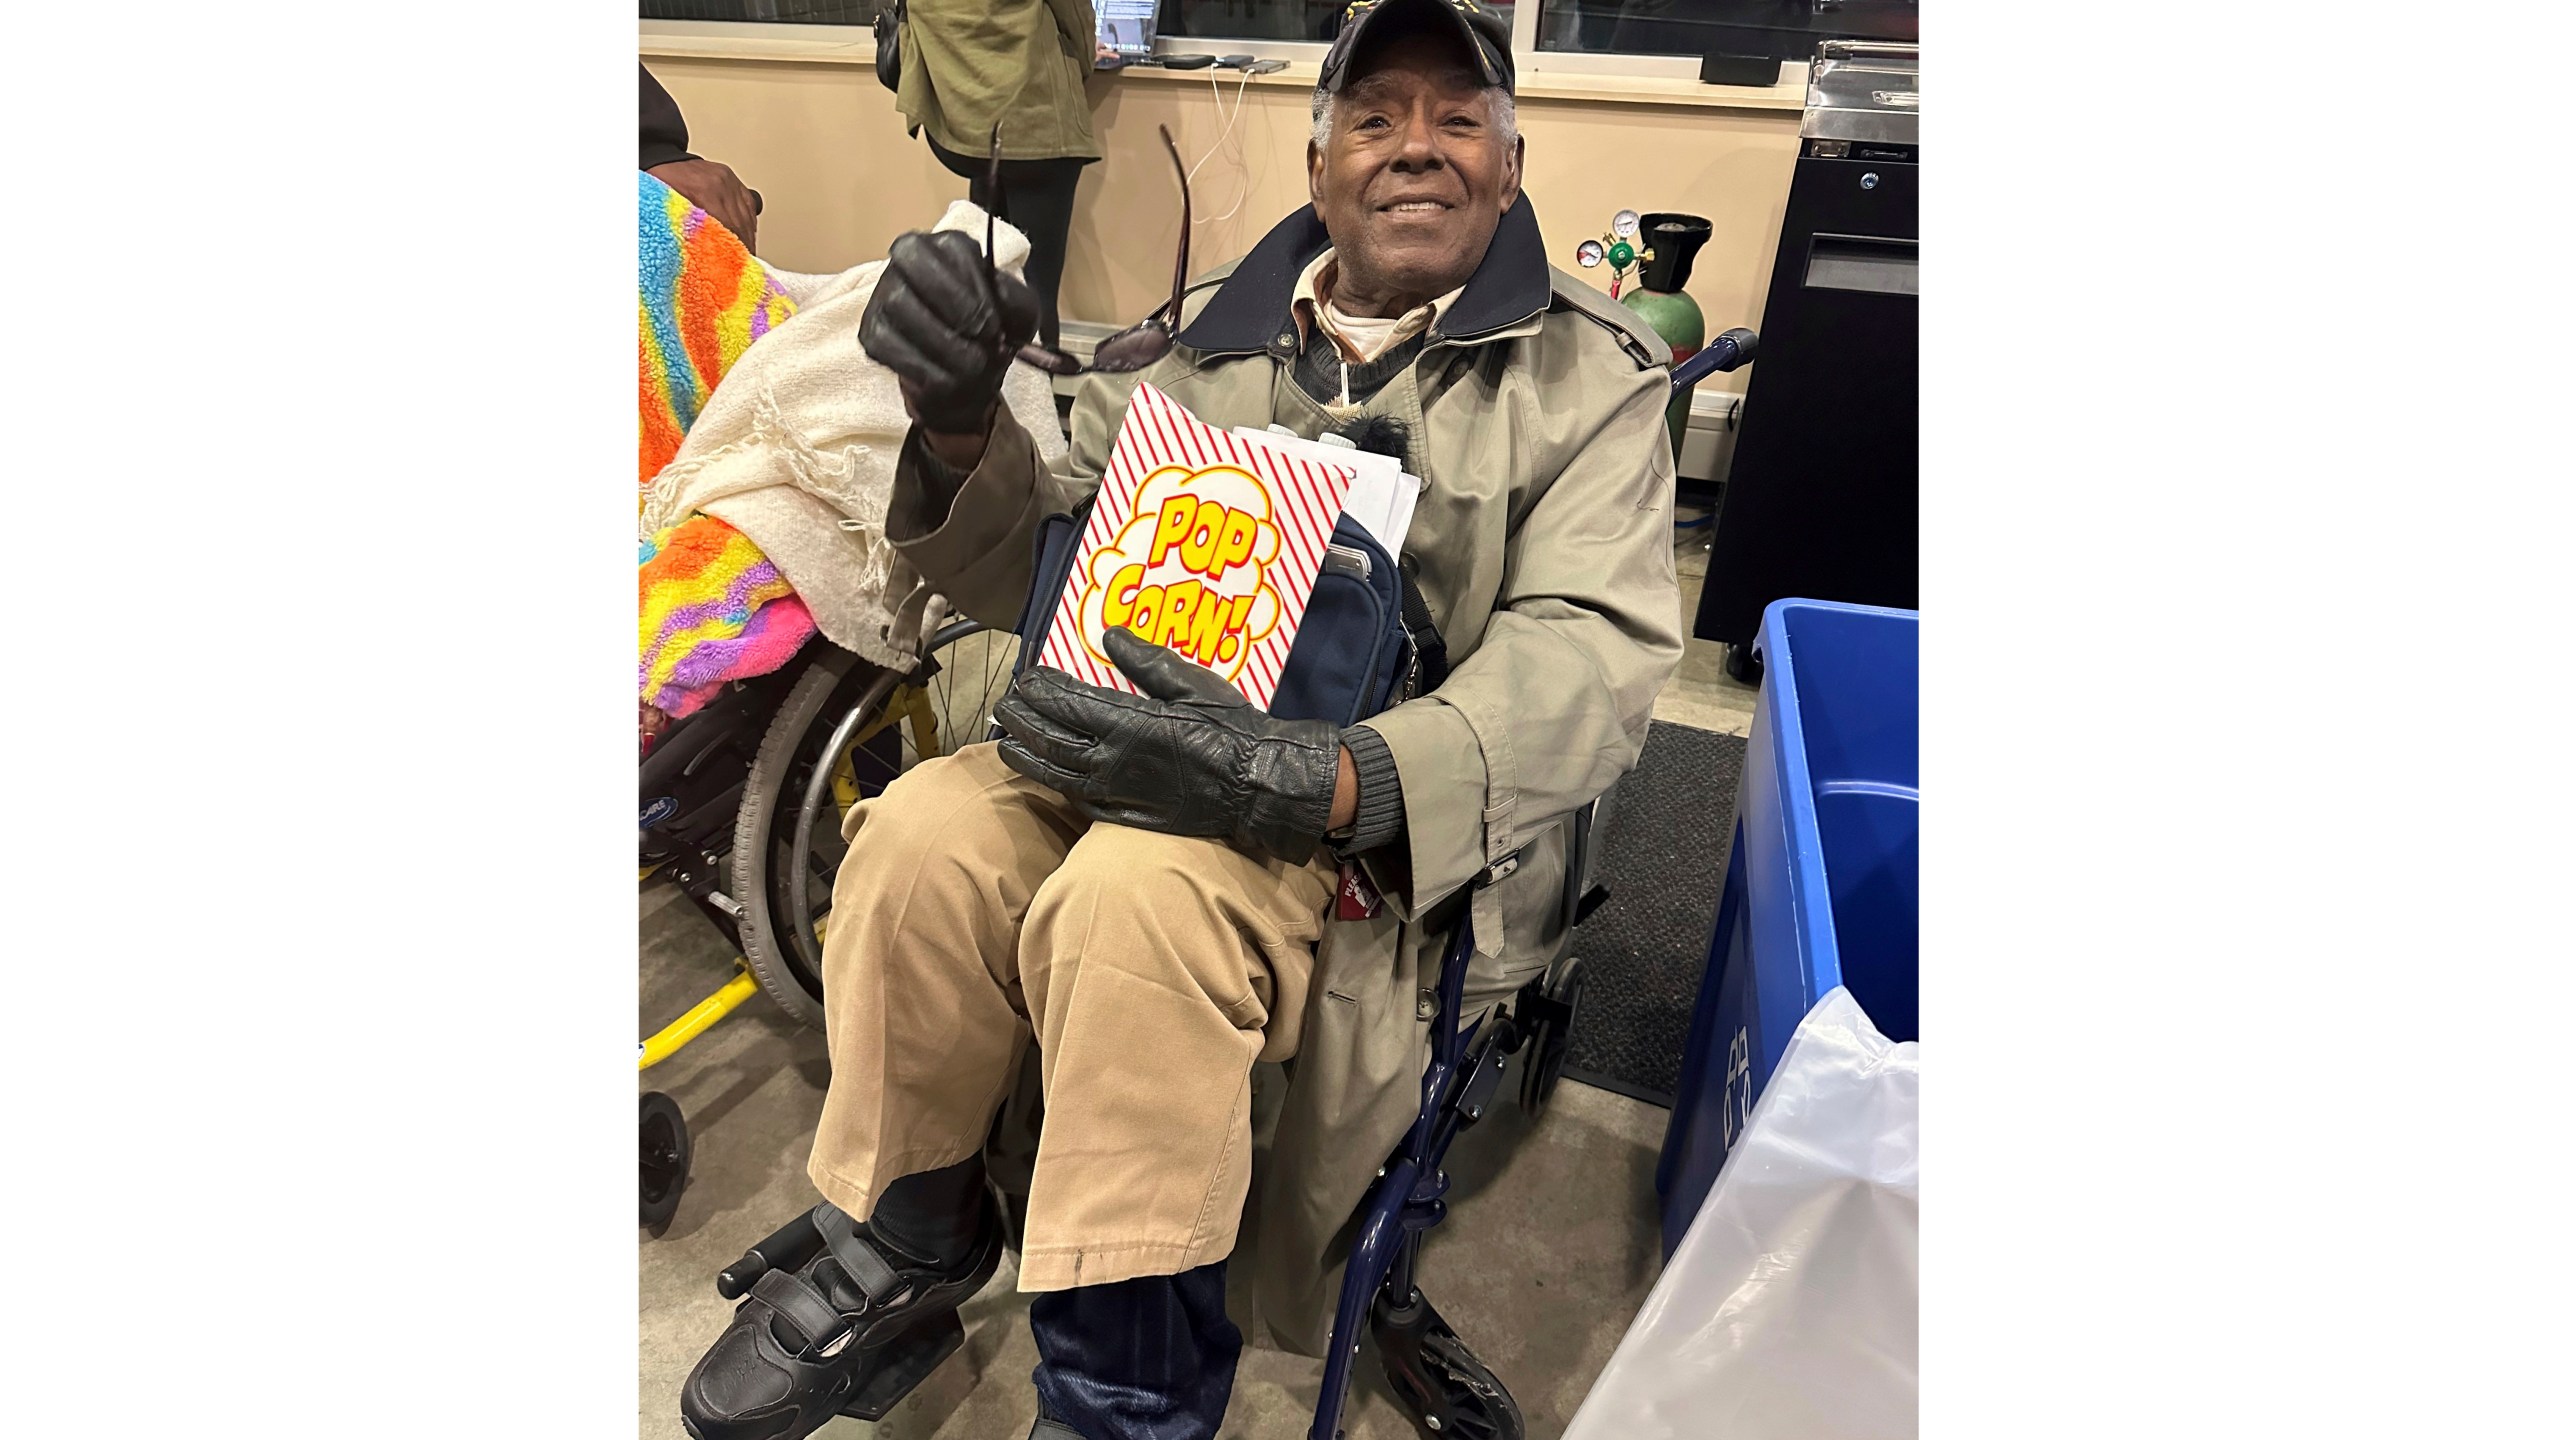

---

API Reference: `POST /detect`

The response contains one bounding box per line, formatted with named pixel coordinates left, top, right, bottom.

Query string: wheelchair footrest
left=837, top=1310, right=966, bottom=1422
left=715, top=1206, right=828, bottom=1300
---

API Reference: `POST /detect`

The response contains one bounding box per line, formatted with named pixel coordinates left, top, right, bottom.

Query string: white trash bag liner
left=1564, top=987, right=1919, bottom=1440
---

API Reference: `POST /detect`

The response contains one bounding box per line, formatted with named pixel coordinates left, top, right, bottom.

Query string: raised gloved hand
left=857, top=229, right=1041, bottom=436
left=994, top=627, right=1343, bottom=865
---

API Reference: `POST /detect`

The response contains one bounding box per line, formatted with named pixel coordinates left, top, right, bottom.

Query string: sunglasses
left=987, top=122, right=1191, bottom=377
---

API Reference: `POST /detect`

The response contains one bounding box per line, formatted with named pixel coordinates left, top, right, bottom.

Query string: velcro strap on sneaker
left=748, top=1268, right=849, bottom=1354
left=810, top=1202, right=906, bottom=1303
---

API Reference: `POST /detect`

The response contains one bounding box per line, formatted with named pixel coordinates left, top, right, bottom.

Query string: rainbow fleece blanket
left=640, top=173, right=795, bottom=488
left=640, top=523, right=813, bottom=719
left=638, top=172, right=817, bottom=718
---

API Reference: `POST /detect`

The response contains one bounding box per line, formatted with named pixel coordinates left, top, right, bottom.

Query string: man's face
left=1309, top=29, right=1523, bottom=308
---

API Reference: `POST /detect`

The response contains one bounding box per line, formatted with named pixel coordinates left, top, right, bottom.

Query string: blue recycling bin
left=1656, top=599, right=1918, bottom=1256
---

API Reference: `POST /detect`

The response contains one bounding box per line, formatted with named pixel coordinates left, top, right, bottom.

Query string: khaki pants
left=806, top=742, right=1337, bottom=1293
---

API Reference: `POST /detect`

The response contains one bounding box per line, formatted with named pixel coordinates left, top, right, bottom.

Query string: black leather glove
left=994, top=627, right=1342, bottom=865
left=857, top=229, right=1040, bottom=435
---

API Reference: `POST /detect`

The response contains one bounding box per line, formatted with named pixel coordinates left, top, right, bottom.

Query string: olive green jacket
left=895, top=0, right=1098, bottom=162
left=886, top=197, right=1682, bottom=1353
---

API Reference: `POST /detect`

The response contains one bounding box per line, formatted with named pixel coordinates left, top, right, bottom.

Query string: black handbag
left=872, top=0, right=904, bottom=92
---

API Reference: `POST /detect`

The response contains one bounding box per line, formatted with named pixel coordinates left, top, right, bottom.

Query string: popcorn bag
left=1036, top=384, right=1357, bottom=709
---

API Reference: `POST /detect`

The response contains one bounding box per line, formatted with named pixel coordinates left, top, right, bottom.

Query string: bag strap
left=1399, top=568, right=1449, bottom=697
left=1321, top=414, right=1445, bottom=701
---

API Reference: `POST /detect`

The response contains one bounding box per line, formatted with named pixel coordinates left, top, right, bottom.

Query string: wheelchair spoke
left=922, top=627, right=1016, bottom=761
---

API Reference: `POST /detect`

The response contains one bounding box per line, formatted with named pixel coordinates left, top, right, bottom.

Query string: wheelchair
left=676, top=325, right=1758, bottom=1428
left=639, top=618, right=1018, bottom=1228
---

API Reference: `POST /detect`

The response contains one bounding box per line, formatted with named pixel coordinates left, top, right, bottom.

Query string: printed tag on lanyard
left=1336, top=862, right=1379, bottom=921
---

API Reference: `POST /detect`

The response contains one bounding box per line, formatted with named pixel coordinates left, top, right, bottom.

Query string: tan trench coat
left=883, top=197, right=1683, bottom=1353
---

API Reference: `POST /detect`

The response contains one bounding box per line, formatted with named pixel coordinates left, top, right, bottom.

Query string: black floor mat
left=1561, top=721, right=1748, bottom=1107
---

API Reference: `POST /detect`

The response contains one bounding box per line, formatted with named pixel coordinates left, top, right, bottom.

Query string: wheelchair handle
left=1669, top=326, right=1759, bottom=396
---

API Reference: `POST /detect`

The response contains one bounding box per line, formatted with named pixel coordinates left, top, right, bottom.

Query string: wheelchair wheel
left=731, top=646, right=907, bottom=1027
left=640, top=1091, right=690, bottom=1230
left=731, top=625, right=1018, bottom=1026
left=639, top=662, right=801, bottom=868
left=1372, top=1287, right=1526, bottom=1440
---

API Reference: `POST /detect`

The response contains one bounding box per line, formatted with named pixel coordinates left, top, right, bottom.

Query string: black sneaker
left=680, top=1197, right=1000, bottom=1440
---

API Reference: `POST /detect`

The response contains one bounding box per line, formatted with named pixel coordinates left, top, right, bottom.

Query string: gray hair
left=1311, top=84, right=1517, bottom=152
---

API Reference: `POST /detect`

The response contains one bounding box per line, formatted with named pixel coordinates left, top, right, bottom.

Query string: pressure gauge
left=1575, top=238, right=1606, bottom=268
left=1611, top=209, right=1640, bottom=239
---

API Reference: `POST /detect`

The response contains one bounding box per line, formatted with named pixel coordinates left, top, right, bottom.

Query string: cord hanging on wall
left=1190, top=66, right=1254, bottom=228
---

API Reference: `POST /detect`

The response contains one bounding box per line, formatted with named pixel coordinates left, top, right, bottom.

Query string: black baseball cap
left=1318, top=0, right=1517, bottom=97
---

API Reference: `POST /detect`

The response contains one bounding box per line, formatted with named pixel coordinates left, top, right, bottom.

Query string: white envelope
left=1254, top=425, right=1422, bottom=558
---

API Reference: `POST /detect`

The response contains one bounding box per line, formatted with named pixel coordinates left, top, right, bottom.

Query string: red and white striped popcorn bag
left=1034, top=383, right=1357, bottom=710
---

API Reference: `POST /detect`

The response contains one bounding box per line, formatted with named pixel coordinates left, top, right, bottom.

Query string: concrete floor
left=639, top=526, right=1759, bottom=1440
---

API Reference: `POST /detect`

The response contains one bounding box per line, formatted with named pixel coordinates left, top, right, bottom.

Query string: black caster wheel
left=1518, top=956, right=1583, bottom=1119
left=641, top=1091, right=691, bottom=1230
left=1722, top=640, right=1763, bottom=686
left=1372, top=1286, right=1526, bottom=1440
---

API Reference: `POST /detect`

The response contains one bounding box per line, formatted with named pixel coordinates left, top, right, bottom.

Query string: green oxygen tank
left=1618, top=213, right=1713, bottom=464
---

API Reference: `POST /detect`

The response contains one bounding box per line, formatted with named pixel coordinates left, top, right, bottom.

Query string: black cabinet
left=1695, top=48, right=1919, bottom=647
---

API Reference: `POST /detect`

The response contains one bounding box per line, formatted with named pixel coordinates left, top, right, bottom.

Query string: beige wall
left=644, top=55, right=1800, bottom=397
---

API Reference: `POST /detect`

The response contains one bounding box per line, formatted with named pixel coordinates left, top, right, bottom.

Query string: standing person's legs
left=1010, top=821, right=1336, bottom=1439
left=994, top=157, right=1086, bottom=352
left=925, top=130, right=996, bottom=208
left=923, top=133, right=1082, bottom=352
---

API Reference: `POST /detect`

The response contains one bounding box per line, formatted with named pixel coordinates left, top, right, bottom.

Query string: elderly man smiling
left=680, top=3, right=1684, bottom=1437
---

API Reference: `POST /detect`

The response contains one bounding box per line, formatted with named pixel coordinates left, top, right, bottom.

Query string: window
left=1534, top=0, right=1914, bottom=62
left=639, top=0, right=1916, bottom=75
left=641, top=2, right=884, bottom=21
left=1151, top=0, right=1514, bottom=46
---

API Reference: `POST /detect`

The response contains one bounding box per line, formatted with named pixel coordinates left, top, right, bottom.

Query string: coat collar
left=1176, top=194, right=1553, bottom=357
